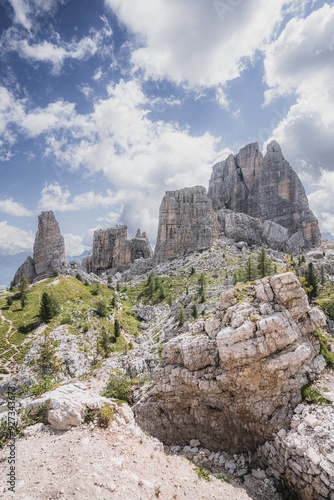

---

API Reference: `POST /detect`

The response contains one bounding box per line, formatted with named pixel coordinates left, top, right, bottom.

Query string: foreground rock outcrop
left=83, top=226, right=152, bottom=274
left=134, top=273, right=326, bottom=454
left=153, top=186, right=221, bottom=264
left=14, top=211, right=66, bottom=283
left=208, top=141, right=321, bottom=249
left=258, top=403, right=334, bottom=500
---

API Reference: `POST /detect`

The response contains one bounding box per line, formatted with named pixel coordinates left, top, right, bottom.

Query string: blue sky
left=0, top=0, right=333, bottom=268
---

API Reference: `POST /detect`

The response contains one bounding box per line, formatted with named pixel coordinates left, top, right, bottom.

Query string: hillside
left=1, top=236, right=334, bottom=498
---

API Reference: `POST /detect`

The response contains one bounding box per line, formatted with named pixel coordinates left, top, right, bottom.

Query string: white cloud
left=92, top=68, right=103, bottom=81
left=0, top=221, right=34, bottom=254
left=105, top=0, right=294, bottom=89
left=64, top=234, right=91, bottom=257
left=263, top=4, right=334, bottom=182
left=0, top=198, right=33, bottom=216
left=8, top=0, right=65, bottom=31
left=308, top=170, right=334, bottom=234
left=7, top=33, right=105, bottom=73
left=33, top=79, right=221, bottom=241
left=38, top=183, right=119, bottom=212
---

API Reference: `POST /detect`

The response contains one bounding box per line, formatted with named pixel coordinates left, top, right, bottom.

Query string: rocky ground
left=1, top=238, right=334, bottom=499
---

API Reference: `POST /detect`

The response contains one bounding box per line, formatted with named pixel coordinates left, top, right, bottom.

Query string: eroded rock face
left=208, top=141, right=321, bottom=249
left=153, top=186, right=221, bottom=264
left=14, top=256, right=36, bottom=284
left=83, top=226, right=153, bottom=274
left=134, top=273, right=326, bottom=453
left=33, top=211, right=66, bottom=279
left=14, top=211, right=66, bottom=283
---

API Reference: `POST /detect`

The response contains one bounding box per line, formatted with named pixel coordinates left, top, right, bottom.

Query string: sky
left=0, top=0, right=333, bottom=269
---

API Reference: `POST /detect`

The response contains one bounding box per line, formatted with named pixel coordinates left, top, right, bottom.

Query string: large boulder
left=134, top=273, right=326, bottom=453
left=217, top=208, right=262, bottom=245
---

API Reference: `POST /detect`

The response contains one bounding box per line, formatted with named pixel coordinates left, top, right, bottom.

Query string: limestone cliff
left=134, top=273, right=326, bottom=454
left=83, top=226, right=153, bottom=274
left=153, top=186, right=221, bottom=264
left=33, top=211, right=66, bottom=279
left=14, top=211, right=66, bottom=283
left=208, top=141, right=321, bottom=249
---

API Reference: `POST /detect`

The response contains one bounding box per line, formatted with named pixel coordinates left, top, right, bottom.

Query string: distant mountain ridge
left=322, top=232, right=334, bottom=241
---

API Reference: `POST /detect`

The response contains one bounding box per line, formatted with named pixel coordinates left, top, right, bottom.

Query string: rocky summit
left=208, top=141, right=321, bottom=249
left=83, top=226, right=153, bottom=275
left=153, top=186, right=221, bottom=264
left=14, top=210, right=66, bottom=283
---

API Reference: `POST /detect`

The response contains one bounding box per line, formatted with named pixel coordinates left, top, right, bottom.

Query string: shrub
left=91, top=284, right=101, bottom=296
left=60, top=314, right=72, bottom=325
left=6, top=296, right=13, bottom=307
left=96, top=300, right=108, bottom=318
left=97, top=406, right=114, bottom=427
left=84, top=279, right=89, bottom=286
left=75, top=273, right=82, bottom=281
left=53, top=270, right=59, bottom=277
left=102, top=373, right=132, bottom=403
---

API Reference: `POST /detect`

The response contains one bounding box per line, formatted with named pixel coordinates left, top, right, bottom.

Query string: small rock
left=189, top=439, right=201, bottom=448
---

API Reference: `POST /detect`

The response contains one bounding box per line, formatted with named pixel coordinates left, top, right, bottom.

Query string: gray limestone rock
left=261, top=220, right=289, bottom=251
left=83, top=226, right=153, bottom=274
left=153, top=186, right=221, bottom=264
left=134, top=273, right=326, bottom=454
left=208, top=141, right=321, bottom=250
left=13, top=211, right=66, bottom=283
left=33, top=211, right=66, bottom=279
left=217, top=208, right=262, bottom=245
left=14, top=255, right=36, bottom=284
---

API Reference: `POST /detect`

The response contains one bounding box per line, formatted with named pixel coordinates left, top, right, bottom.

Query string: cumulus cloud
left=105, top=0, right=294, bottom=91
left=308, top=170, right=334, bottom=234
left=64, top=233, right=91, bottom=257
left=263, top=4, right=334, bottom=183
left=0, top=198, right=33, bottom=216
left=39, top=79, right=220, bottom=240
left=0, top=221, right=34, bottom=254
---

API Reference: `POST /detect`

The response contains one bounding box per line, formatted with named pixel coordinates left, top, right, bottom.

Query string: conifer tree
left=320, top=265, right=326, bottom=286
left=178, top=306, right=185, bottom=326
left=39, top=292, right=59, bottom=323
left=158, top=285, right=166, bottom=300
left=111, top=295, right=118, bottom=309
left=36, top=333, right=61, bottom=376
left=244, top=255, right=255, bottom=282
left=257, top=247, right=272, bottom=278
left=19, top=274, right=29, bottom=296
left=99, top=327, right=111, bottom=357
left=114, top=319, right=121, bottom=338
left=305, top=262, right=318, bottom=300
left=192, top=304, right=198, bottom=319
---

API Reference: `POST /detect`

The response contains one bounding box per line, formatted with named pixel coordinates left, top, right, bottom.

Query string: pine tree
left=158, top=285, right=166, bottom=300
left=114, top=319, right=121, bottom=338
left=198, top=272, right=206, bottom=292
left=75, top=273, right=82, bottom=281
left=257, top=247, right=272, bottom=278
left=178, top=306, right=185, bottom=326
left=192, top=304, right=198, bottom=319
left=167, top=295, right=173, bottom=307
left=305, top=263, right=318, bottom=300
left=96, top=300, right=107, bottom=317
left=39, top=292, right=58, bottom=323
left=200, top=291, right=206, bottom=303
left=244, top=256, right=255, bottom=282
left=320, top=265, right=326, bottom=286
left=99, top=327, right=111, bottom=357
left=36, top=333, right=61, bottom=376
left=21, top=293, right=27, bottom=309
left=19, top=274, right=29, bottom=296
left=111, top=295, right=118, bottom=309
left=189, top=267, right=196, bottom=277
